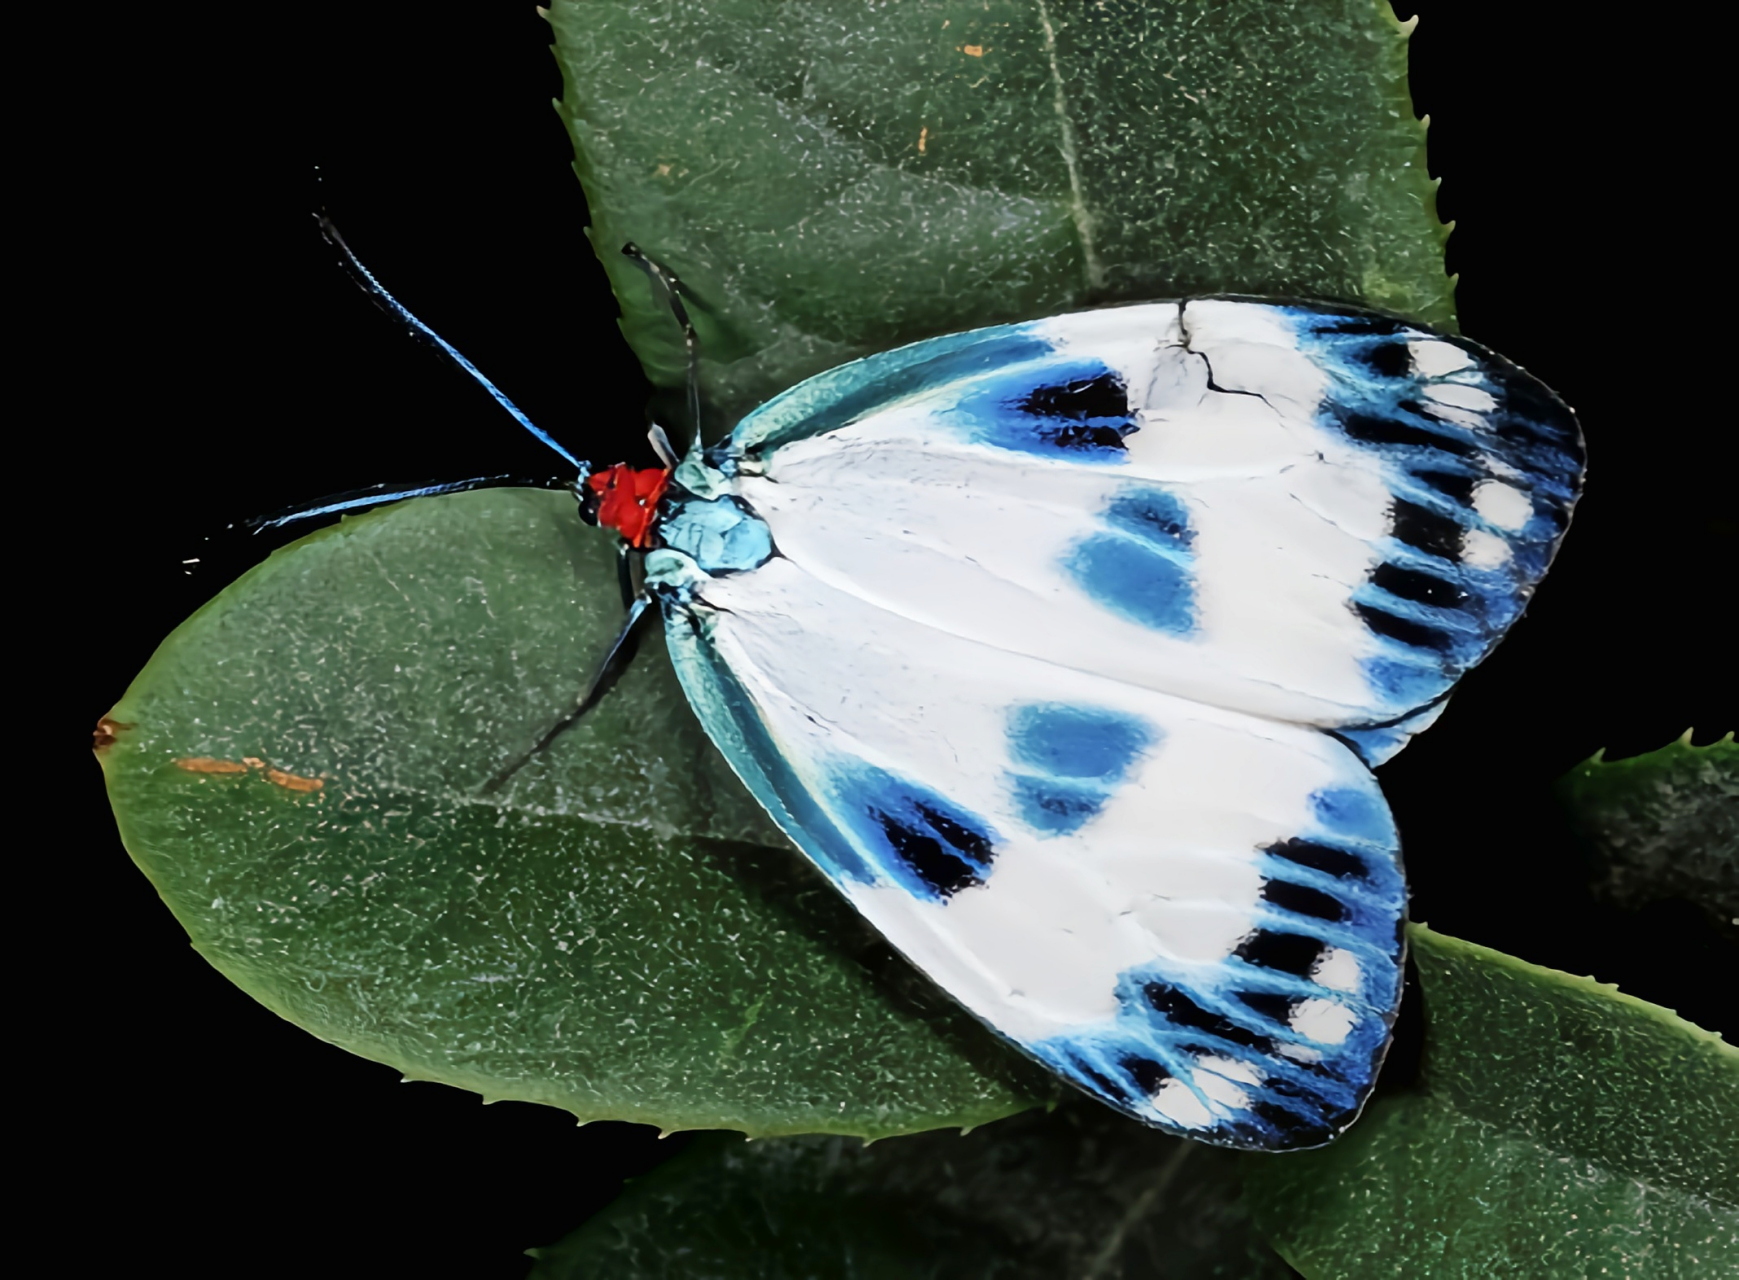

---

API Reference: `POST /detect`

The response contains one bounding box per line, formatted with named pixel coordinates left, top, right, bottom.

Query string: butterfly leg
left=616, top=539, right=638, bottom=610
left=482, top=593, right=657, bottom=793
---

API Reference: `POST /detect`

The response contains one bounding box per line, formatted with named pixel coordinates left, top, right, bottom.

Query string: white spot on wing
left=1153, top=1078, right=1214, bottom=1128
left=1193, top=1061, right=1252, bottom=1109
left=1461, top=528, right=1512, bottom=568
left=1426, top=383, right=1497, bottom=413
left=1472, top=480, right=1532, bottom=531
left=1290, top=997, right=1357, bottom=1045
left=1408, top=340, right=1474, bottom=377
left=1198, top=1054, right=1262, bottom=1085
left=1310, top=946, right=1362, bottom=994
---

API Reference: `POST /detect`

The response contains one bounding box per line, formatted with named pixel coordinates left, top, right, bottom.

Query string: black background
left=44, top=2, right=1730, bottom=1275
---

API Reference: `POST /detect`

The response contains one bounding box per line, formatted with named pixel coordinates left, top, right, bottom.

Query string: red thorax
left=587, top=463, right=671, bottom=547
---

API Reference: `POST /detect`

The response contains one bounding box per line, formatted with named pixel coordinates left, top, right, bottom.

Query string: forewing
left=711, top=299, right=1582, bottom=759
left=648, top=551, right=1407, bottom=1150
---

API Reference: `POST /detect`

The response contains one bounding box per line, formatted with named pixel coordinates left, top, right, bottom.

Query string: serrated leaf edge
left=1408, top=922, right=1735, bottom=1055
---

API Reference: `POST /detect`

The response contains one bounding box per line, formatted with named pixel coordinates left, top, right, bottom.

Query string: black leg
left=616, top=540, right=637, bottom=611
left=482, top=594, right=656, bottom=793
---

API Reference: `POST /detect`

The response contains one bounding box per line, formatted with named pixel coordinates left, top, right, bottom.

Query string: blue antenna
left=317, top=214, right=585, bottom=471
left=242, top=475, right=547, bottom=533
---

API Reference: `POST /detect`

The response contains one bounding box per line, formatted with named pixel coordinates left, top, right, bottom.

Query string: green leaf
left=99, top=489, right=1053, bottom=1138
left=1557, top=732, right=1738, bottom=935
left=1242, top=924, right=1739, bottom=1279
left=551, top=0, right=1452, bottom=432
left=527, top=1104, right=1290, bottom=1278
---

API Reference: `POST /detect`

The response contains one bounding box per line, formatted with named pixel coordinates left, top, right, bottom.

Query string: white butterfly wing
left=708, top=299, right=1582, bottom=761
left=646, top=298, right=1581, bottom=1148
left=648, top=549, right=1405, bottom=1149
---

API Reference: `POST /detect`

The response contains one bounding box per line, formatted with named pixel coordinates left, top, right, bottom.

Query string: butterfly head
left=578, top=462, right=672, bottom=548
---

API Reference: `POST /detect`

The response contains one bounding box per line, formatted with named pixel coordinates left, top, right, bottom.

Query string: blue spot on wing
left=1066, top=537, right=1195, bottom=634
left=1103, top=487, right=1194, bottom=554
left=1010, top=777, right=1108, bottom=836
left=1008, top=703, right=1155, bottom=779
left=1004, top=703, right=1159, bottom=837
left=1064, top=485, right=1199, bottom=636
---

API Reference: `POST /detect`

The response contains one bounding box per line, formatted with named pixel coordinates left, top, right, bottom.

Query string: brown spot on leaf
left=962, top=44, right=983, bottom=56
left=93, top=717, right=135, bottom=752
left=175, top=757, right=251, bottom=775
left=173, top=755, right=325, bottom=794
left=265, top=767, right=324, bottom=793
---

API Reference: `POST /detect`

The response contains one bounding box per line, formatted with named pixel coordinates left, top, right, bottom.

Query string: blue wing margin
left=1283, top=303, right=1585, bottom=742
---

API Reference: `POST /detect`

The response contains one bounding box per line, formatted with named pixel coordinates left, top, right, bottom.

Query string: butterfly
left=309, top=222, right=1584, bottom=1151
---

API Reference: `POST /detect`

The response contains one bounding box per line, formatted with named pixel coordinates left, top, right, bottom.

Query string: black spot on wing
left=873, top=810, right=982, bottom=897
left=1235, top=930, right=1326, bottom=978
left=1076, top=1062, right=1136, bottom=1105
left=1145, top=983, right=1272, bottom=1051
left=1416, top=469, right=1479, bottom=506
left=1354, top=603, right=1456, bottom=654
left=1016, top=371, right=1137, bottom=454
left=1236, top=990, right=1298, bottom=1021
left=1120, top=1056, right=1172, bottom=1095
left=1390, top=500, right=1464, bottom=560
left=1305, top=312, right=1408, bottom=339
left=1048, top=423, right=1133, bottom=451
left=1267, top=837, right=1369, bottom=882
left=1339, top=409, right=1477, bottom=457
left=1358, top=340, right=1412, bottom=378
left=1020, top=370, right=1129, bottom=421
left=916, top=803, right=994, bottom=864
left=1371, top=563, right=1469, bottom=608
left=1491, top=368, right=1580, bottom=446
left=1261, top=878, right=1348, bottom=922
left=1251, top=1100, right=1337, bottom=1147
